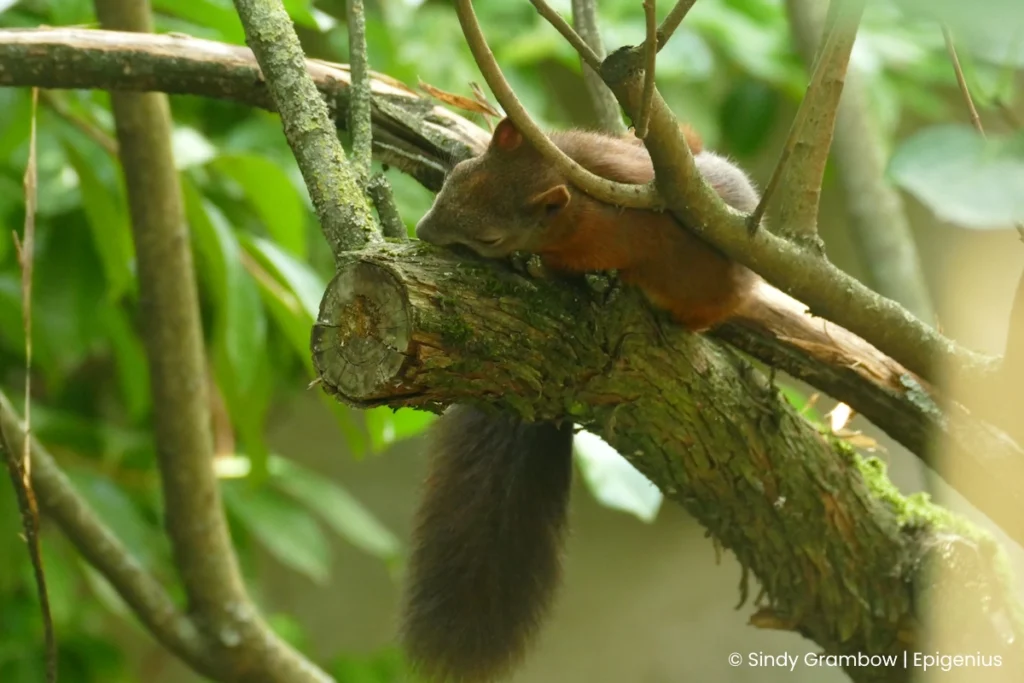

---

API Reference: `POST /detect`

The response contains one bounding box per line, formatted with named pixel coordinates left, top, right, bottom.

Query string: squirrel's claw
left=584, top=269, right=621, bottom=306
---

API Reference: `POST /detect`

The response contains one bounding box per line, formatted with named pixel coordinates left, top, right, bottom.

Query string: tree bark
left=310, top=242, right=1024, bottom=682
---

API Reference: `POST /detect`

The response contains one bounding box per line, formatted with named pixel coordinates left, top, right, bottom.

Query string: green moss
left=566, top=400, right=589, bottom=419
left=853, top=455, right=986, bottom=539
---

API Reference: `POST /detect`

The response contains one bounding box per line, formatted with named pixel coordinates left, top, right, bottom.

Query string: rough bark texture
left=232, top=0, right=378, bottom=257
left=0, top=28, right=489, bottom=191
left=310, top=242, right=1024, bottom=682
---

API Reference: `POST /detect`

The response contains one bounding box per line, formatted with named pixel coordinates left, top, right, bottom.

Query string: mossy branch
left=232, top=0, right=378, bottom=259
left=309, top=241, right=1024, bottom=682
left=1, top=27, right=1019, bottom=540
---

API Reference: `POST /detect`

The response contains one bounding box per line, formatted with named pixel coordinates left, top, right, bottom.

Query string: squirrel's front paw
left=510, top=251, right=550, bottom=280
left=585, top=270, right=621, bottom=305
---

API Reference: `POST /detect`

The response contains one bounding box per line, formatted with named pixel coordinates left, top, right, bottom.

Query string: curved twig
left=454, top=0, right=661, bottom=209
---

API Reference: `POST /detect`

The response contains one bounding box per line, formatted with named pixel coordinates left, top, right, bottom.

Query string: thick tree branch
left=0, top=29, right=489, bottom=190
left=310, top=242, right=1024, bottom=682
left=91, top=2, right=332, bottom=680
left=3, top=28, right=1019, bottom=541
left=0, top=391, right=217, bottom=676
left=232, top=0, right=378, bottom=259
left=570, top=0, right=625, bottom=134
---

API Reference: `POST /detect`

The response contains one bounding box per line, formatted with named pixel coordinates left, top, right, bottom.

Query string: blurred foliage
left=0, top=0, right=1021, bottom=680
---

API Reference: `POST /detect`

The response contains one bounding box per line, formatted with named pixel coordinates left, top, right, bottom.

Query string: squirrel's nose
left=415, top=211, right=447, bottom=245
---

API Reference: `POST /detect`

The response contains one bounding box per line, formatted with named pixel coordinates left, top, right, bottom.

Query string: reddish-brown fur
left=406, top=120, right=761, bottom=683
left=528, top=126, right=756, bottom=330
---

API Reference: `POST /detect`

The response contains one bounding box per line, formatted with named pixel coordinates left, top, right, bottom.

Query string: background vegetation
left=0, top=0, right=1022, bottom=681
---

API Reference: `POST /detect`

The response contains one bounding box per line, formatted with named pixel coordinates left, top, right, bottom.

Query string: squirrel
left=402, top=118, right=761, bottom=682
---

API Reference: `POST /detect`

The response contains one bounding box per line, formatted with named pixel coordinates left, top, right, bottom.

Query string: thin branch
left=748, top=0, right=866, bottom=238
left=233, top=0, right=379, bottom=259
left=598, top=51, right=993, bottom=385
left=456, top=0, right=661, bottom=209
left=942, top=25, right=984, bottom=135
left=40, top=89, right=120, bottom=156
left=634, top=0, right=657, bottom=138
left=0, top=429, right=55, bottom=683
left=346, top=0, right=372, bottom=180
left=0, top=28, right=995, bottom=388
left=10, top=85, right=56, bottom=683
left=570, top=0, right=625, bottom=134
left=0, top=29, right=488, bottom=194
left=656, top=0, right=697, bottom=51
left=367, top=174, right=408, bottom=240
left=94, top=2, right=333, bottom=681
left=528, top=0, right=602, bottom=72
left=0, top=391, right=219, bottom=678
left=786, top=0, right=934, bottom=322
left=941, top=25, right=1024, bottom=242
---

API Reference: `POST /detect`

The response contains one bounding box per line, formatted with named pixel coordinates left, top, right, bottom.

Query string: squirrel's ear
left=530, top=184, right=571, bottom=217
left=491, top=118, right=523, bottom=152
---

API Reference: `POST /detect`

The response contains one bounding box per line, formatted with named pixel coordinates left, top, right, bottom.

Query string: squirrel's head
left=415, top=118, right=571, bottom=259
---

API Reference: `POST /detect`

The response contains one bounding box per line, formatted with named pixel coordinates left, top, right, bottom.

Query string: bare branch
left=941, top=25, right=1024, bottom=242
left=0, top=29, right=490, bottom=193
left=232, top=0, right=379, bottom=258
left=942, top=25, right=984, bottom=135
left=634, top=0, right=657, bottom=138
left=528, top=0, right=602, bottom=72
left=598, top=51, right=993, bottom=385
left=0, top=28, right=995, bottom=389
left=656, top=0, right=697, bottom=51
left=749, top=0, right=866, bottom=238
left=367, top=174, right=408, bottom=240
left=9, top=86, right=56, bottom=683
left=455, top=0, right=660, bottom=209
left=0, top=391, right=217, bottom=678
left=346, top=0, right=373, bottom=180
left=40, top=89, right=119, bottom=156
left=93, top=2, right=333, bottom=680
left=787, top=0, right=934, bottom=322
left=570, top=0, right=624, bottom=134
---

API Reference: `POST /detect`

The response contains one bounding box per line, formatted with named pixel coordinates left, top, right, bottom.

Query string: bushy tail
left=400, top=405, right=575, bottom=682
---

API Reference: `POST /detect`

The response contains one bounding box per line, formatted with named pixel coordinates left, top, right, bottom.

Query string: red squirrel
left=403, top=118, right=760, bottom=682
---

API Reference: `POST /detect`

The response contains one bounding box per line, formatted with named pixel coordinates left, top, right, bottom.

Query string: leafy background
left=0, top=0, right=1022, bottom=681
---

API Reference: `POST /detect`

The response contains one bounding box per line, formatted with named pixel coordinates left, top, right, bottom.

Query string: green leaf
left=894, top=0, right=1024, bottom=67
left=98, top=304, right=152, bottom=421
left=66, top=468, right=166, bottom=568
left=269, top=456, right=402, bottom=562
left=213, top=155, right=307, bottom=259
left=889, top=125, right=1024, bottom=228
left=364, top=407, right=436, bottom=453
left=173, top=126, right=218, bottom=169
left=183, top=176, right=267, bottom=395
left=62, top=143, right=135, bottom=300
left=150, top=0, right=246, bottom=44
left=184, top=175, right=271, bottom=475
left=224, top=483, right=331, bottom=584
left=242, top=235, right=324, bottom=316
left=719, top=79, right=780, bottom=155
left=330, top=647, right=405, bottom=683
left=574, top=431, right=663, bottom=523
